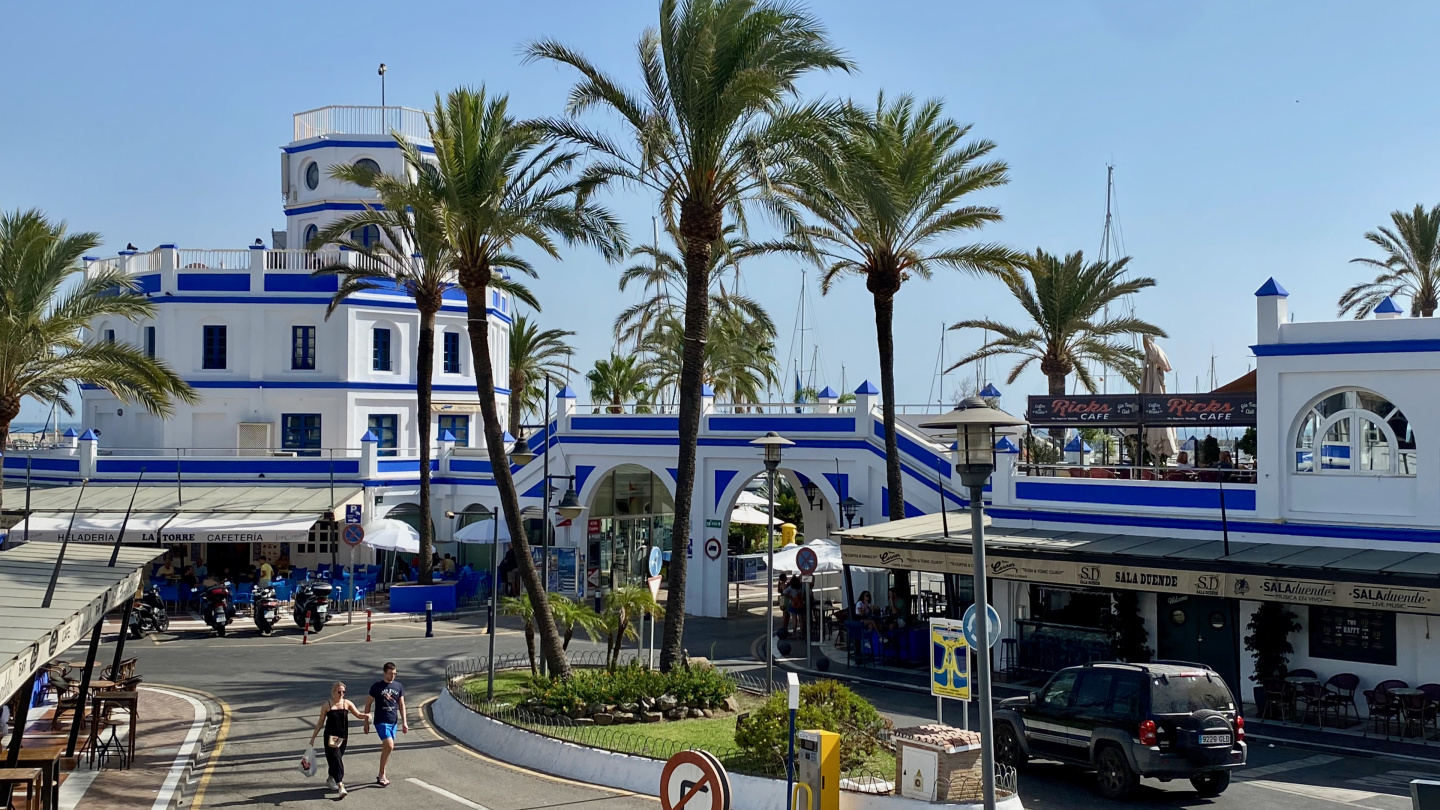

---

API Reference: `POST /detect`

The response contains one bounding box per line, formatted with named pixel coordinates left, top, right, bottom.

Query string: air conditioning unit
left=237, top=422, right=273, bottom=456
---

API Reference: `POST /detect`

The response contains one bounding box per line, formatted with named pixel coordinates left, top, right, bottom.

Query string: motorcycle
left=292, top=580, right=333, bottom=633
left=253, top=585, right=282, bottom=636
left=128, top=585, right=169, bottom=638
left=201, top=583, right=236, bottom=637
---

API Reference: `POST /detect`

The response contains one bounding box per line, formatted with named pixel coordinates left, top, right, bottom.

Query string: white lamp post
left=750, top=431, right=794, bottom=692
left=921, top=396, right=1026, bottom=810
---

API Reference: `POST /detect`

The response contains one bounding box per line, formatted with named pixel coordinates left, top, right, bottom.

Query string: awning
left=0, top=543, right=163, bottom=703
left=837, top=516, right=1440, bottom=616
left=12, top=513, right=175, bottom=544
left=160, top=513, right=322, bottom=544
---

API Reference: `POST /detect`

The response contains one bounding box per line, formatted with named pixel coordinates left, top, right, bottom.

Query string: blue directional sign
left=345, top=504, right=363, bottom=524
left=649, top=546, right=664, bottom=577
left=963, top=603, right=1002, bottom=650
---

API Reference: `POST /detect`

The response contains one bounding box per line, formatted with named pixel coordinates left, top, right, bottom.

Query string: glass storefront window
left=585, top=465, right=675, bottom=590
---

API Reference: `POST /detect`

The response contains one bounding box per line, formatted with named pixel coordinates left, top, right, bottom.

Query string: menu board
left=1309, top=606, right=1395, bottom=666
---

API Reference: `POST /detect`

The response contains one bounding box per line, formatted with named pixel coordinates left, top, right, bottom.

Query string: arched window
left=302, top=223, right=318, bottom=249
left=350, top=224, right=380, bottom=249
left=1294, top=390, right=1415, bottom=475
left=354, top=158, right=382, bottom=176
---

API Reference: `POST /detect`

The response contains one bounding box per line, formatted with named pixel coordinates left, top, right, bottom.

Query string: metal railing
left=265, top=249, right=346, bottom=271
left=293, top=105, right=432, bottom=141
left=176, top=249, right=249, bottom=270
left=1018, top=463, right=1258, bottom=484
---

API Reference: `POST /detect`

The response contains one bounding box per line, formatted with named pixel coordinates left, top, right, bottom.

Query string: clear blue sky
left=5, top=2, right=1438, bottom=426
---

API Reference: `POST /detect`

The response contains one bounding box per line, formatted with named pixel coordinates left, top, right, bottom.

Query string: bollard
left=425, top=601, right=434, bottom=638
left=303, top=611, right=311, bottom=645
left=366, top=610, right=372, bottom=642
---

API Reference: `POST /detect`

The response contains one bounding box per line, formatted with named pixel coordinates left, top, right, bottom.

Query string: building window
left=292, top=325, right=316, bottom=370
left=351, top=224, right=381, bottom=249
left=354, top=158, right=381, bottom=176
left=443, top=331, right=461, bottom=374
left=439, top=415, right=469, bottom=446
left=144, top=326, right=156, bottom=359
left=1294, top=389, right=1415, bottom=475
left=202, top=325, right=227, bottom=369
left=282, top=414, right=322, bottom=457
left=305, top=161, right=320, bottom=190
left=372, top=327, right=393, bottom=371
left=303, top=223, right=319, bottom=249
left=103, top=329, right=115, bottom=345
left=369, top=414, right=398, bottom=457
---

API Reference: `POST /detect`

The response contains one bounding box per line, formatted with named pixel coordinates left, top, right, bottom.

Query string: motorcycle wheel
left=216, top=623, right=227, bottom=638
left=158, top=614, right=170, bottom=632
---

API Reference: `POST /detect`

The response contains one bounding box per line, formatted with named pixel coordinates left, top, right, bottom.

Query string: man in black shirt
left=363, top=662, right=407, bottom=787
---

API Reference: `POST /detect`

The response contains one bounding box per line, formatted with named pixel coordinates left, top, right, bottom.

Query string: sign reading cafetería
left=840, top=542, right=1440, bottom=615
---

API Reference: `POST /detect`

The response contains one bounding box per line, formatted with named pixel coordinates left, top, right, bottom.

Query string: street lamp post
left=750, top=431, right=793, bottom=693
left=450, top=505, right=502, bottom=700
left=921, top=397, right=1026, bottom=810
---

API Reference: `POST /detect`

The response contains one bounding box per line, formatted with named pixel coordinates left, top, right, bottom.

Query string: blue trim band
left=136, top=274, right=161, bottom=294
left=178, top=273, right=250, bottom=292
left=142, top=294, right=513, bottom=323
left=571, top=415, right=679, bottom=432
left=265, top=274, right=339, bottom=293
left=283, top=139, right=435, bottom=155
left=1015, top=480, right=1257, bottom=511
left=987, top=505, right=1440, bottom=545
left=710, top=415, right=855, bottom=433
left=1, top=456, right=81, bottom=471
left=95, top=458, right=363, bottom=475
left=1251, top=339, right=1440, bottom=356
left=285, top=201, right=385, bottom=217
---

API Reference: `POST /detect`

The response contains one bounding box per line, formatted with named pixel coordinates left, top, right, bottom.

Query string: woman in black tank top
left=309, top=682, right=370, bottom=797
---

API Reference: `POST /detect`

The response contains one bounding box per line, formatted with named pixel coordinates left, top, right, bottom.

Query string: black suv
left=994, top=661, right=1246, bottom=800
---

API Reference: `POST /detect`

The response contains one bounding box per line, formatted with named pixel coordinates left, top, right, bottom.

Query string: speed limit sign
left=660, top=750, right=731, bottom=810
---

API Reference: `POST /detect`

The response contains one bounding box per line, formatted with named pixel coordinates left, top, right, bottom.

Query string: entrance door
left=1157, top=594, right=1241, bottom=697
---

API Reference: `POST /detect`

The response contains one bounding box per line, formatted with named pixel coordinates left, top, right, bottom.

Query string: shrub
left=1244, top=602, right=1301, bottom=681
left=525, top=661, right=735, bottom=715
left=734, top=680, right=891, bottom=771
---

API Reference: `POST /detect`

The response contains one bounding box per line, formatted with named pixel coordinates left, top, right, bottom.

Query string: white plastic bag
left=300, top=747, right=319, bottom=778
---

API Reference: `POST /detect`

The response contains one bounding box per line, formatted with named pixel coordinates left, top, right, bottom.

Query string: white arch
left=711, top=460, right=842, bottom=541
left=1290, top=387, right=1416, bottom=476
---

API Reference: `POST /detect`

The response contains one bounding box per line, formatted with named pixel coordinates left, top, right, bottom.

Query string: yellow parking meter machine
left=780, top=523, right=798, bottom=546
left=795, top=729, right=839, bottom=810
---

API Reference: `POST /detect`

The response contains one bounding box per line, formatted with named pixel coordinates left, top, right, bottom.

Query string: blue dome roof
left=701, top=384, right=715, bottom=397
left=1375, top=297, right=1404, bottom=314
left=360, top=430, right=379, bottom=443
left=439, top=430, right=457, bottom=442
left=556, top=385, right=577, bottom=398
left=854, top=380, right=879, bottom=395
left=995, top=436, right=1018, bottom=452
left=979, top=383, right=1002, bottom=398
left=1064, top=435, right=1091, bottom=452
left=1254, top=277, right=1289, bottom=297
left=63, top=428, right=78, bottom=438
left=818, top=386, right=838, bottom=399
left=79, top=429, right=98, bottom=441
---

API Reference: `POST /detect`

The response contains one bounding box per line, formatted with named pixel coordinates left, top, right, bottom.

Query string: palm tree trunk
left=660, top=203, right=718, bottom=672
left=874, top=293, right=904, bottom=521
left=525, top=623, right=537, bottom=677
left=461, top=279, right=571, bottom=679
left=0, top=396, right=19, bottom=516
left=1048, top=373, right=1067, bottom=446
left=417, top=308, right=438, bottom=586
left=508, top=381, right=523, bottom=439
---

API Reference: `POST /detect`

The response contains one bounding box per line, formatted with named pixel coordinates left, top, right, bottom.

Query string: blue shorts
left=376, top=723, right=398, bottom=740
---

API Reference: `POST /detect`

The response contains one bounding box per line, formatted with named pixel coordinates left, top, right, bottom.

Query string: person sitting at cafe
left=195, top=560, right=208, bottom=578
left=854, top=590, right=879, bottom=631
left=276, top=554, right=291, bottom=577
left=1175, top=451, right=1194, bottom=469
left=882, top=587, right=909, bottom=630
left=157, top=558, right=177, bottom=579
left=1216, top=450, right=1235, bottom=469
left=441, top=553, right=456, bottom=575
left=202, top=570, right=221, bottom=589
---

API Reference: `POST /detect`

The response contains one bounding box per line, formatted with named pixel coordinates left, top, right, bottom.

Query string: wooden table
left=88, top=691, right=138, bottom=768
left=12, top=739, right=64, bottom=810
left=0, top=767, right=44, bottom=810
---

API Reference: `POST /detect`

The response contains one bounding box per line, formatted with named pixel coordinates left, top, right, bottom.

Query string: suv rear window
left=1151, top=675, right=1234, bottom=713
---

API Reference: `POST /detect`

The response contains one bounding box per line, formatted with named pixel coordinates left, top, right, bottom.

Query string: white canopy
left=730, top=505, right=781, bottom=526
left=734, top=490, right=768, bottom=507
left=361, top=519, right=420, bottom=554
left=453, top=517, right=512, bottom=544
left=11, top=512, right=175, bottom=544
left=154, top=513, right=319, bottom=544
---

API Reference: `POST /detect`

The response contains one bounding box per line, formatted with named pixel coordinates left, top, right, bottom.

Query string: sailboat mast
left=1100, top=165, right=1114, bottom=395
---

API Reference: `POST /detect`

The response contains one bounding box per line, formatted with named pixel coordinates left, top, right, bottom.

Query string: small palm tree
left=948, top=249, right=1165, bottom=402
left=528, top=0, right=853, bottom=672
left=770, top=94, right=1016, bottom=520
left=586, top=354, right=654, bottom=412
left=548, top=593, right=603, bottom=650
left=614, top=224, right=764, bottom=347
left=643, top=308, right=778, bottom=406
left=1340, top=203, right=1440, bottom=318
left=600, top=585, right=665, bottom=670
left=0, top=209, right=197, bottom=512
left=509, top=315, right=576, bottom=436
left=500, top=596, right=540, bottom=676
left=425, top=86, right=626, bottom=679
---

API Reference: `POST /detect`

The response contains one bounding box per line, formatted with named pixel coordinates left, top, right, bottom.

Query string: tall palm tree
left=0, top=209, right=197, bottom=512
left=527, top=0, right=852, bottom=670
left=586, top=354, right=655, bottom=412
left=768, top=94, right=1016, bottom=520
left=948, top=249, right=1165, bottom=404
left=423, top=87, right=626, bottom=679
left=1340, top=203, right=1440, bottom=318
left=641, top=309, right=778, bottom=405
left=614, top=224, right=758, bottom=347
left=509, top=314, right=576, bottom=436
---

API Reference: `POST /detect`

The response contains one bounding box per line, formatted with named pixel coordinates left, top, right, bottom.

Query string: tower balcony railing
left=293, top=105, right=432, bottom=142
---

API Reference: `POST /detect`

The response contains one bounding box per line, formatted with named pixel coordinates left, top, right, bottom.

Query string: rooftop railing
left=293, top=105, right=431, bottom=141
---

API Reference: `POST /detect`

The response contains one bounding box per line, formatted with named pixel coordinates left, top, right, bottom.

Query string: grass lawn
left=457, top=673, right=895, bottom=778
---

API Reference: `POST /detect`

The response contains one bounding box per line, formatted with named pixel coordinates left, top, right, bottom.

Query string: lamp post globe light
left=750, top=431, right=794, bottom=692
left=841, top=496, right=863, bottom=528
left=920, top=396, right=1027, bottom=810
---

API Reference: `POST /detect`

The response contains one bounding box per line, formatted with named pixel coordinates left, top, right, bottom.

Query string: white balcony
left=293, top=105, right=431, bottom=142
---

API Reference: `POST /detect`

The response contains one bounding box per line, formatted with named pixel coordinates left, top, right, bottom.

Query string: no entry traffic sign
left=660, top=750, right=730, bottom=810
left=796, top=546, right=818, bottom=575
left=342, top=524, right=365, bottom=547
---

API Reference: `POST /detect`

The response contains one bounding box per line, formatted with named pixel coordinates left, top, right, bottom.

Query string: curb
left=1245, top=730, right=1440, bottom=766
left=141, top=684, right=226, bottom=810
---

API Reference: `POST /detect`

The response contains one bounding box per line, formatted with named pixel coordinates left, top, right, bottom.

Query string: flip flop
left=377, top=777, right=390, bottom=787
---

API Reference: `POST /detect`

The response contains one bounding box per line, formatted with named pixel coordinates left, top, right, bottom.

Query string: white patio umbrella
left=1142, top=335, right=1179, bottom=460
left=729, top=505, right=781, bottom=526
left=734, top=490, right=768, bottom=507
left=361, top=518, right=420, bottom=554
left=453, top=517, right=512, bottom=544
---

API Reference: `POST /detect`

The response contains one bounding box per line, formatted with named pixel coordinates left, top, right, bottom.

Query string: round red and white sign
left=660, top=750, right=730, bottom=810
left=704, top=537, right=723, bottom=560
left=796, top=547, right=818, bottom=575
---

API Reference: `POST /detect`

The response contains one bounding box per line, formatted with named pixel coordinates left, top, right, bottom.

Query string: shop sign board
left=929, top=618, right=970, bottom=700
left=1026, top=394, right=1140, bottom=425
left=1025, top=393, right=1258, bottom=426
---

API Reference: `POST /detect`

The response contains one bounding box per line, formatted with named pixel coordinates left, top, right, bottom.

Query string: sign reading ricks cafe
left=1026, top=393, right=1258, bottom=426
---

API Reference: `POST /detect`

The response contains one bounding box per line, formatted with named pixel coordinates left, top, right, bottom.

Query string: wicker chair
left=1364, top=689, right=1402, bottom=739
left=1324, top=673, right=1361, bottom=724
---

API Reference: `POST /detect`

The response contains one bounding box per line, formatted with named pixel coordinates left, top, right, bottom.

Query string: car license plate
left=1200, top=734, right=1230, bottom=745
left=265, top=611, right=277, bottom=620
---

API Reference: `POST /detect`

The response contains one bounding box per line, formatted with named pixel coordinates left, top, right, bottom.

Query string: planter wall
left=390, top=583, right=457, bottom=613
left=432, top=689, right=1024, bottom=810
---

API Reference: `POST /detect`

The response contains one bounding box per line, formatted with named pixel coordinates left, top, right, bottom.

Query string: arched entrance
left=584, top=464, right=675, bottom=591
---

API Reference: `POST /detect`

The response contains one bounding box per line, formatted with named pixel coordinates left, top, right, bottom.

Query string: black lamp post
left=750, top=431, right=793, bottom=692
left=841, top=496, right=863, bottom=528
left=449, top=505, right=501, bottom=699
left=801, top=479, right=819, bottom=509
left=920, top=396, right=1026, bottom=810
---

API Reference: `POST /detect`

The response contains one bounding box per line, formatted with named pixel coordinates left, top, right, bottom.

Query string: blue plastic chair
left=233, top=583, right=254, bottom=609
left=271, top=580, right=292, bottom=601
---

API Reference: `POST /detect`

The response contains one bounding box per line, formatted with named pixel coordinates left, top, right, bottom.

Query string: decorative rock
left=687, top=656, right=714, bottom=670
left=573, top=718, right=595, bottom=726
left=542, top=708, right=558, bottom=717
left=594, top=713, right=615, bottom=726
left=614, top=712, right=637, bottom=724
left=702, top=709, right=714, bottom=719
left=657, top=695, right=679, bottom=711
left=665, top=708, right=686, bottom=720
left=688, top=707, right=706, bottom=719
left=642, top=711, right=663, bottom=723
left=722, top=696, right=740, bottom=713
left=588, top=703, right=608, bottom=716
left=640, top=696, right=656, bottom=710
left=619, top=702, right=639, bottom=713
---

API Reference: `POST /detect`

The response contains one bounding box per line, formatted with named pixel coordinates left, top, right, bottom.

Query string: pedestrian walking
left=308, top=682, right=369, bottom=798
left=363, top=662, right=408, bottom=787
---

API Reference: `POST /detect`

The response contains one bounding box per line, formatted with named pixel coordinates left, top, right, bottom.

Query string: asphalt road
left=75, top=610, right=1440, bottom=810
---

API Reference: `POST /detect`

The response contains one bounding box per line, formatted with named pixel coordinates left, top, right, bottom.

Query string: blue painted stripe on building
left=94, top=459, right=362, bottom=475
left=136, top=273, right=161, bottom=294
left=1015, top=480, right=1257, bottom=511
left=143, top=294, right=512, bottom=323
left=283, top=139, right=435, bottom=155
left=714, top=469, right=739, bottom=509
left=571, top=416, right=680, bottom=432
left=376, top=459, right=439, bottom=472
left=164, top=380, right=508, bottom=394
left=178, top=273, right=250, bottom=292
left=1251, top=339, right=1440, bottom=357
left=708, top=416, right=856, bottom=433
left=264, top=273, right=340, bottom=293
left=448, top=458, right=496, bottom=473
left=284, top=202, right=382, bottom=217
left=1, top=456, right=81, bottom=471
left=875, top=420, right=950, bottom=477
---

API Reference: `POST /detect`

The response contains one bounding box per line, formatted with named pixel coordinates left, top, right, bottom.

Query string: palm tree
left=642, top=309, right=778, bottom=406
left=599, top=585, right=665, bottom=670
left=947, top=249, right=1165, bottom=404
left=614, top=224, right=762, bottom=347
left=499, top=596, right=540, bottom=676
left=1340, top=203, right=1440, bottom=318
left=769, top=94, right=1017, bottom=521
left=0, top=209, right=197, bottom=512
left=586, top=354, right=655, bottom=412
left=548, top=593, right=603, bottom=650
left=423, top=87, right=626, bottom=679
left=527, top=0, right=852, bottom=672
left=509, top=315, right=576, bottom=436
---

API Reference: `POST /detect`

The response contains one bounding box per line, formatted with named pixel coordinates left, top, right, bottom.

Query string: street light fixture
left=449, top=505, right=501, bottom=699
left=801, top=478, right=819, bottom=509
left=508, top=433, right=535, bottom=467
left=920, top=396, right=1027, bottom=810
left=749, top=431, right=793, bottom=693
left=840, top=496, right=863, bottom=528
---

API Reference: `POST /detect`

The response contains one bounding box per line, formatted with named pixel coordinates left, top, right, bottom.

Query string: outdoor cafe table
left=13, top=739, right=64, bottom=810
left=1389, top=688, right=1429, bottom=738
left=88, top=691, right=138, bottom=767
left=1283, top=675, right=1318, bottom=719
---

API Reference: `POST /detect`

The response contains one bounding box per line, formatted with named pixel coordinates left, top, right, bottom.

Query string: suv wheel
left=1190, top=771, right=1231, bottom=798
left=1096, top=746, right=1138, bottom=801
left=995, top=723, right=1027, bottom=770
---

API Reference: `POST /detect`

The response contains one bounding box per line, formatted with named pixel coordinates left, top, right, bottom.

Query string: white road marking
left=1244, top=780, right=1381, bottom=804
left=1234, top=753, right=1342, bottom=780
left=143, top=686, right=208, bottom=810
left=407, top=777, right=494, bottom=810
left=1347, top=769, right=1440, bottom=790
left=56, top=768, right=97, bottom=810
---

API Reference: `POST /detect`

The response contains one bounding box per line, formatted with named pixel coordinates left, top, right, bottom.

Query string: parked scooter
left=252, top=585, right=282, bottom=636
left=128, top=585, right=170, bottom=638
left=201, top=582, right=236, bottom=637
left=292, top=580, right=333, bottom=633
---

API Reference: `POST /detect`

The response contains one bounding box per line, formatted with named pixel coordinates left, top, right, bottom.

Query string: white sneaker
left=326, top=778, right=337, bottom=790
left=337, top=784, right=348, bottom=798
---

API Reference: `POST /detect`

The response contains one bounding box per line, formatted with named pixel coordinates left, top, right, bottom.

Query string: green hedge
left=734, top=680, right=891, bottom=771
left=527, top=662, right=736, bottom=715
